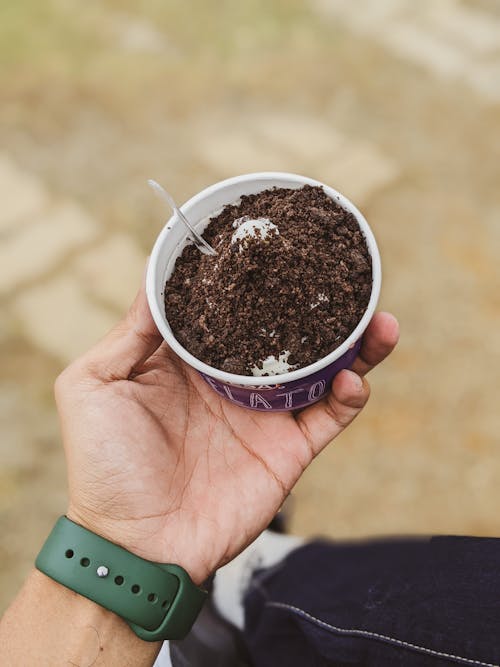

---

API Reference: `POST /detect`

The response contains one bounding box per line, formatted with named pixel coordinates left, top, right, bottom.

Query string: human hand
left=56, top=277, right=399, bottom=585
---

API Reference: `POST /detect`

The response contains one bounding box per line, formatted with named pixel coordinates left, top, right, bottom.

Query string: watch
left=35, top=516, right=207, bottom=641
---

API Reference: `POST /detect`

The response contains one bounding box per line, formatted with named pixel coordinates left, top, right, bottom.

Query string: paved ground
left=1, top=0, right=499, bottom=612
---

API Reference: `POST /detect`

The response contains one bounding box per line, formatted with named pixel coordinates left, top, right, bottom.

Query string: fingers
left=296, top=369, right=370, bottom=456
left=351, top=312, right=399, bottom=377
left=294, top=312, right=397, bottom=457
left=72, top=267, right=163, bottom=382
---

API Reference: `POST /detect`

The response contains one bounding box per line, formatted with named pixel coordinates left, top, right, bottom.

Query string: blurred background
left=1, top=0, right=499, bottom=612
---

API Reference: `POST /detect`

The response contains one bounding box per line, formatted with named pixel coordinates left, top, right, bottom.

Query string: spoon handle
left=148, top=179, right=217, bottom=256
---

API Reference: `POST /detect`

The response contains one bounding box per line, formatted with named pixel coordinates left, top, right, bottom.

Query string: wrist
left=1, top=569, right=161, bottom=665
left=36, top=517, right=208, bottom=642
left=66, top=505, right=211, bottom=586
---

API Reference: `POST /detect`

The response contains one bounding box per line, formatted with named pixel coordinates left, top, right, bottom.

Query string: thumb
left=74, top=265, right=163, bottom=382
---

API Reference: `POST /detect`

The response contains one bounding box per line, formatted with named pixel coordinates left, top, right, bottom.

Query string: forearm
left=0, top=569, right=161, bottom=667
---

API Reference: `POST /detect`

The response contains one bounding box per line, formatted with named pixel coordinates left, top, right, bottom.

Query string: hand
left=56, top=277, right=399, bottom=585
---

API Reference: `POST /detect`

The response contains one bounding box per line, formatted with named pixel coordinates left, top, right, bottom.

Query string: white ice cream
left=251, top=350, right=296, bottom=377
left=231, top=217, right=279, bottom=251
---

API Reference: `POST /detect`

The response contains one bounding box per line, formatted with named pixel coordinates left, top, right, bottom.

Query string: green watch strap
left=35, top=517, right=207, bottom=641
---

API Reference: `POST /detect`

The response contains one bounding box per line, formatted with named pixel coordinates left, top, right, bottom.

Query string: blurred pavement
left=1, top=0, right=499, bottom=611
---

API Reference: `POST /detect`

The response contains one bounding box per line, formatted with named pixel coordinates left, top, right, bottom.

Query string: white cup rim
left=146, top=171, right=381, bottom=386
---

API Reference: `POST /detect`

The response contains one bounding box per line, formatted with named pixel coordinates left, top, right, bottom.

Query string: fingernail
left=350, top=370, right=363, bottom=390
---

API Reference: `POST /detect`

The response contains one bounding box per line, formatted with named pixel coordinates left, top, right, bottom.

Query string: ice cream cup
left=146, top=172, right=381, bottom=412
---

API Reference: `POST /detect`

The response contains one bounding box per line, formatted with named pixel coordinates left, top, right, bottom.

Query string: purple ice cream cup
left=146, top=172, right=381, bottom=412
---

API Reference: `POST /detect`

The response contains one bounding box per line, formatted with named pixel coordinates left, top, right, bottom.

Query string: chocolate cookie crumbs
left=164, top=185, right=372, bottom=376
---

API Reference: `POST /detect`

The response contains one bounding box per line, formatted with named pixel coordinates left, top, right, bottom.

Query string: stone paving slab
left=75, top=234, right=146, bottom=312
left=0, top=153, right=50, bottom=232
left=312, top=0, right=500, bottom=101
left=12, top=276, right=116, bottom=363
left=196, top=112, right=399, bottom=203
left=0, top=201, right=98, bottom=295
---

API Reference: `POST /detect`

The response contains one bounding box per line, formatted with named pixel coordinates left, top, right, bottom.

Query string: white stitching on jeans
left=265, top=601, right=499, bottom=667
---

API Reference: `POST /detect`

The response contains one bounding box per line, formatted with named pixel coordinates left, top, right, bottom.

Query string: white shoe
left=212, top=530, right=304, bottom=630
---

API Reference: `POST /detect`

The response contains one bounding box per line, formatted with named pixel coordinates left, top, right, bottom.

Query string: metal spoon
left=148, top=179, right=217, bottom=256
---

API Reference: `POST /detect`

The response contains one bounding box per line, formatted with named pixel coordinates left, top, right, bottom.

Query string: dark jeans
left=243, top=537, right=500, bottom=666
